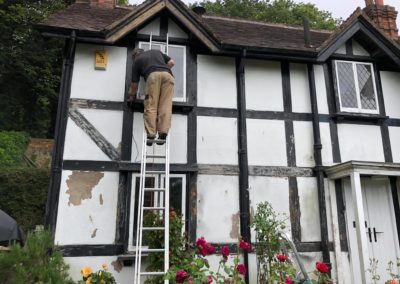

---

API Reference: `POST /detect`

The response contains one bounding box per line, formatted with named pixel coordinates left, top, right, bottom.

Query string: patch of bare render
left=91, top=228, right=98, bottom=238
left=112, top=260, right=123, bottom=273
left=66, top=171, right=104, bottom=206
left=230, top=211, right=240, bottom=239
left=99, top=194, right=104, bottom=205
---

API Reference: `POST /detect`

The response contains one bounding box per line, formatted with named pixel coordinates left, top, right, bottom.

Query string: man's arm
left=127, top=82, right=138, bottom=102
left=167, top=59, right=175, bottom=68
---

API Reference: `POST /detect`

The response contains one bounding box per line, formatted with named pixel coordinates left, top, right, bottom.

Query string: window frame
left=334, top=60, right=380, bottom=114
left=127, top=173, right=186, bottom=252
left=137, top=41, right=187, bottom=102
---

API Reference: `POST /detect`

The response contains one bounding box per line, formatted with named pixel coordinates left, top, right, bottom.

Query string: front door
left=343, top=177, right=400, bottom=283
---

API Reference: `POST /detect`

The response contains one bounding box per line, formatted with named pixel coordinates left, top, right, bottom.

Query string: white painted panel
left=197, top=55, right=237, bottom=109
left=290, top=63, right=311, bottom=113
left=389, top=127, right=400, bottom=163
left=55, top=171, right=119, bottom=245
left=247, top=119, right=287, bottom=166
left=197, top=116, right=238, bottom=165
left=70, top=44, right=127, bottom=101
left=324, top=178, right=333, bottom=241
left=334, top=44, right=346, bottom=54
left=64, top=118, right=110, bottom=161
left=352, top=40, right=369, bottom=56
left=314, top=65, right=329, bottom=114
left=131, top=113, right=187, bottom=164
left=381, top=71, right=400, bottom=119
left=320, top=122, right=333, bottom=166
left=338, top=124, right=384, bottom=162
left=245, top=59, right=283, bottom=111
left=80, top=109, right=123, bottom=148
left=298, top=252, right=323, bottom=275
left=294, top=121, right=315, bottom=167
left=197, top=175, right=239, bottom=243
left=168, top=19, right=187, bottom=38
left=298, top=177, right=321, bottom=242
left=65, top=256, right=133, bottom=283
left=138, top=17, right=160, bottom=35
left=249, top=176, right=290, bottom=242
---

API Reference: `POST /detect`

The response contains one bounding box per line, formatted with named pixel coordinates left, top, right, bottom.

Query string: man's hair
left=132, top=48, right=144, bottom=58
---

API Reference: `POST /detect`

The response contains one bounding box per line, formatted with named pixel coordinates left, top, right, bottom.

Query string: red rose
left=276, top=253, right=288, bottom=262
left=176, top=270, right=189, bottom=283
left=200, top=246, right=208, bottom=256
left=221, top=246, right=230, bottom=259
left=170, top=211, right=177, bottom=218
left=208, top=275, right=213, bottom=283
left=206, top=243, right=215, bottom=254
left=239, top=240, right=252, bottom=252
left=316, top=262, right=329, bottom=274
left=285, top=276, right=293, bottom=284
left=188, top=278, right=193, bottom=284
left=196, top=237, right=207, bottom=247
left=236, top=264, right=246, bottom=276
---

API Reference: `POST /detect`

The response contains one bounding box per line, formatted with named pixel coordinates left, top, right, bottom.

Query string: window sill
left=131, top=99, right=194, bottom=113
left=333, top=112, right=388, bottom=124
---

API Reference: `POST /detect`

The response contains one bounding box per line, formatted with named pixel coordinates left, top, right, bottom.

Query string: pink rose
left=206, top=243, right=215, bottom=254
left=239, top=239, right=252, bottom=252
left=221, top=246, right=230, bottom=259
left=285, top=276, right=293, bottom=284
left=208, top=275, right=213, bottom=283
left=196, top=237, right=207, bottom=247
left=236, top=263, right=246, bottom=276
left=176, top=270, right=189, bottom=283
left=277, top=253, right=288, bottom=262
left=188, top=278, right=193, bottom=284
left=316, top=262, right=329, bottom=274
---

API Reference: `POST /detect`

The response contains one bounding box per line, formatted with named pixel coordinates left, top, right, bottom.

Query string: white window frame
left=128, top=173, right=186, bottom=252
left=335, top=60, right=379, bottom=114
left=137, top=41, right=187, bottom=102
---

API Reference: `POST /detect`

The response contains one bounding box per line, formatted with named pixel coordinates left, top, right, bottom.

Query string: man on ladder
left=127, top=48, right=175, bottom=146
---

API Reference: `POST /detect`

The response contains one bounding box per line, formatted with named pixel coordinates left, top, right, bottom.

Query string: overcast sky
left=129, top=0, right=400, bottom=26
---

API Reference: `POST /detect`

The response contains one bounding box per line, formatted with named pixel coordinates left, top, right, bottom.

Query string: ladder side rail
left=164, top=136, right=170, bottom=283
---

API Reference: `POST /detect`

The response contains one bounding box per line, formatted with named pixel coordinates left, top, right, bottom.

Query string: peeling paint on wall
left=91, top=228, right=98, bottom=238
left=112, top=260, right=123, bottom=273
left=99, top=194, right=104, bottom=205
left=230, top=212, right=240, bottom=239
left=66, top=171, right=104, bottom=206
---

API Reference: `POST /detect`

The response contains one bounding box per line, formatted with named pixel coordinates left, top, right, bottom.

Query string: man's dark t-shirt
left=132, top=50, right=172, bottom=82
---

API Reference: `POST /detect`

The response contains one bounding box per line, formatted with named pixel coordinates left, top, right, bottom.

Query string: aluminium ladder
left=133, top=131, right=170, bottom=284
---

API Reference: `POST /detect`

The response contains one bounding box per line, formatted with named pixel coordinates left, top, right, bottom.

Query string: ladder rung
left=146, top=154, right=166, bottom=158
left=141, top=248, right=165, bottom=253
left=147, top=139, right=166, bottom=144
left=142, top=227, right=165, bottom=230
left=143, top=206, right=165, bottom=210
left=144, top=187, right=165, bottom=192
left=140, top=271, right=165, bottom=276
left=146, top=171, right=165, bottom=174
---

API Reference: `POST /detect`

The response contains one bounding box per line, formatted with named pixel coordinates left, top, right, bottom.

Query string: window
left=128, top=174, right=186, bottom=251
left=137, top=41, right=186, bottom=102
left=335, top=61, right=379, bottom=114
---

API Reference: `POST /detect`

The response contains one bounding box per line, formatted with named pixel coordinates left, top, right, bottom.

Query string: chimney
left=364, top=0, right=398, bottom=40
left=76, top=0, right=116, bottom=8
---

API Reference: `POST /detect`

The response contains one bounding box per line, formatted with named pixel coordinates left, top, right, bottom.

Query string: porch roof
left=325, top=160, right=400, bottom=179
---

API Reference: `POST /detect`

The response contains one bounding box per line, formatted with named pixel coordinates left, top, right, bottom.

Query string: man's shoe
left=146, top=136, right=155, bottom=147
left=156, top=133, right=167, bottom=145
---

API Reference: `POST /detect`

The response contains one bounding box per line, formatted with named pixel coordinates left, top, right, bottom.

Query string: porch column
left=350, top=172, right=369, bottom=283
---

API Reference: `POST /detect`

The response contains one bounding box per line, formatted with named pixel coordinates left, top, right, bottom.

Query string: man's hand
left=167, top=59, right=175, bottom=68
left=127, top=82, right=138, bottom=104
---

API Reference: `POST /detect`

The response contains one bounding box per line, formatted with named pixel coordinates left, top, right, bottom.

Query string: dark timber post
left=307, top=64, right=330, bottom=264
left=45, top=31, right=76, bottom=236
left=236, top=49, right=250, bottom=284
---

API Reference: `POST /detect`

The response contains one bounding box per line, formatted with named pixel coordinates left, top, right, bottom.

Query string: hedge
left=0, top=168, right=50, bottom=232
left=0, top=131, right=29, bottom=167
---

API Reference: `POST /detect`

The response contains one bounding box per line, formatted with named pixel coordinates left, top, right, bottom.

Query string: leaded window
left=335, top=61, right=379, bottom=114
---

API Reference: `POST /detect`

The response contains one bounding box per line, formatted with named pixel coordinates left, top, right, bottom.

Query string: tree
left=193, top=0, right=341, bottom=30
left=0, top=0, right=71, bottom=138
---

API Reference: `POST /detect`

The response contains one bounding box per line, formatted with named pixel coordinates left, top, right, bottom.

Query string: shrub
left=0, top=230, right=74, bottom=284
left=0, top=131, right=29, bottom=167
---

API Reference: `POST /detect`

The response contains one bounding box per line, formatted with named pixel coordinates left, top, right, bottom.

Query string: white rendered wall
left=314, top=65, right=329, bottom=114
left=297, top=177, right=321, bottom=242
left=131, top=113, right=187, bottom=164
left=196, top=175, right=239, bottom=243
left=352, top=40, right=369, bottom=56
left=245, top=59, right=283, bottom=111
left=381, top=71, right=400, bottom=119
left=168, top=19, right=187, bottom=38
left=246, top=119, right=287, bottom=166
left=338, top=124, right=384, bottom=162
left=290, top=63, right=311, bottom=113
left=293, top=121, right=315, bottom=167
left=248, top=176, right=291, bottom=242
left=138, top=17, right=160, bottom=35
left=55, top=170, right=119, bottom=245
left=333, top=44, right=346, bottom=54
left=390, top=127, right=400, bottom=163
left=197, top=116, right=238, bottom=165
left=197, top=55, right=237, bottom=109
left=70, top=44, right=127, bottom=101
left=320, top=122, right=333, bottom=166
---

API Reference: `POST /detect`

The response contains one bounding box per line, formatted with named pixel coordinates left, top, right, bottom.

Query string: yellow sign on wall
left=95, top=50, right=108, bottom=70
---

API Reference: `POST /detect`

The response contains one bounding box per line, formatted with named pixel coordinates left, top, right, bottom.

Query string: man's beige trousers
left=144, top=71, right=174, bottom=137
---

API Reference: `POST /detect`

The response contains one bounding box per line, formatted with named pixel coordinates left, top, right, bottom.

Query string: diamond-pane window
left=335, top=61, right=379, bottom=113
